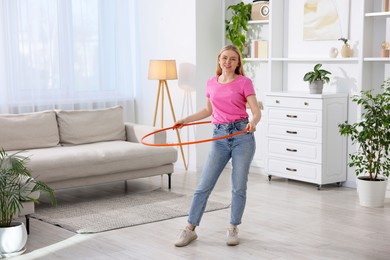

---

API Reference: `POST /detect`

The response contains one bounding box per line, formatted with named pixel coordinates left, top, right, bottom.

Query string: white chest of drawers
left=265, top=92, right=348, bottom=189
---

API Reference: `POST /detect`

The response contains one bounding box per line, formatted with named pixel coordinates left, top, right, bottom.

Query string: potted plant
left=0, top=149, right=56, bottom=256
left=338, top=78, right=390, bottom=207
left=303, top=63, right=332, bottom=94
left=338, top=37, right=352, bottom=58
left=225, top=1, right=252, bottom=55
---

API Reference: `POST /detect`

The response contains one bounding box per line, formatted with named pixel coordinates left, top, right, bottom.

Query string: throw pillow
left=56, top=106, right=126, bottom=145
left=0, top=110, right=60, bottom=151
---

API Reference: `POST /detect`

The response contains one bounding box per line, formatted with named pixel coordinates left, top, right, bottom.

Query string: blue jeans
left=188, top=118, right=256, bottom=226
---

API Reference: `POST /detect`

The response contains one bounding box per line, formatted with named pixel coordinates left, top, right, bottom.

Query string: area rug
left=31, top=189, right=230, bottom=234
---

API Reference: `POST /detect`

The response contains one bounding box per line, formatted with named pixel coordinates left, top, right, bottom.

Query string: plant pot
left=356, top=176, right=388, bottom=207
left=309, top=81, right=324, bottom=94
left=341, top=44, right=352, bottom=58
left=0, top=222, right=27, bottom=257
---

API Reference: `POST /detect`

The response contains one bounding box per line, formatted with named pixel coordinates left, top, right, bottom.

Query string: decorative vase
left=381, top=41, right=389, bottom=57
left=309, top=81, right=324, bottom=94
left=0, top=222, right=27, bottom=257
left=356, top=176, right=388, bottom=207
left=329, top=47, right=338, bottom=58
left=341, top=44, right=352, bottom=58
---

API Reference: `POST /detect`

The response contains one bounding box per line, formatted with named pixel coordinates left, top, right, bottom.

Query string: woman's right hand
left=174, top=119, right=186, bottom=129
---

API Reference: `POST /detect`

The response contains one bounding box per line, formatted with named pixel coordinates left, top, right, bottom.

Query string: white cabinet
left=265, top=92, right=348, bottom=189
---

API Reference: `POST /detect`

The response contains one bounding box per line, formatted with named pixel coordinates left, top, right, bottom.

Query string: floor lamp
left=148, top=60, right=187, bottom=170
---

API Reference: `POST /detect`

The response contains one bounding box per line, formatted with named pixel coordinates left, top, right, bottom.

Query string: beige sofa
left=0, top=106, right=178, bottom=232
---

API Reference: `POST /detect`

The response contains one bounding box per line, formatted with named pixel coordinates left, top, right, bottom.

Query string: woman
left=174, top=45, right=261, bottom=247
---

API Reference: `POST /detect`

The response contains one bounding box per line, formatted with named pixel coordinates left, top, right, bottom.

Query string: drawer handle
left=304, top=102, right=309, bottom=106
left=286, top=115, right=297, bottom=118
left=286, top=148, right=297, bottom=152
left=286, top=167, right=297, bottom=172
left=275, top=100, right=280, bottom=104
left=286, top=130, right=297, bottom=134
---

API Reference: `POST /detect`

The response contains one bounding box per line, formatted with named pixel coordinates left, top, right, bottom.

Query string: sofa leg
left=168, top=173, right=172, bottom=189
left=25, top=215, right=30, bottom=235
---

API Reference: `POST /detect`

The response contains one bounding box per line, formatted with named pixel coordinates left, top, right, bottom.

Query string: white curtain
left=0, top=0, right=137, bottom=122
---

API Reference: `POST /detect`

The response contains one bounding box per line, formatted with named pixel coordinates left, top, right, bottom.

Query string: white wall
left=280, top=0, right=360, bottom=95
left=194, top=1, right=223, bottom=171
left=136, top=0, right=222, bottom=171
left=136, top=0, right=196, bottom=125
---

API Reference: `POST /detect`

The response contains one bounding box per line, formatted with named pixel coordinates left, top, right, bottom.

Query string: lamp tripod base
left=153, top=80, right=187, bottom=170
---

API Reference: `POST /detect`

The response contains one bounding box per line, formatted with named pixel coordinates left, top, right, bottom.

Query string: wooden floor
left=13, top=168, right=390, bottom=260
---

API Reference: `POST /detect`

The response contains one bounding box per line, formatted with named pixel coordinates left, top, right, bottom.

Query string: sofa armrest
left=125, top=122, right=167, bottom=144
left=17, top=201, right=35, bottom=217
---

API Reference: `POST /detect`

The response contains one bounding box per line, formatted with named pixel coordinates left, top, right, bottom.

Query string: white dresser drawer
left=265, top=95, right=322, bottom=110
left=265, top=93, right=347, bottom=187
left=267, top=158, right=319, bottom=180
left=268, top=123, right=322, bottom=143
left=267, top=107, right=322, bottom=126
left=268, top=139, right=321, bottom=163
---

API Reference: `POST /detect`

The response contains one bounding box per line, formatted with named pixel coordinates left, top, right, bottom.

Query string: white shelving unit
left=271, top=58, right=359, bottom=62
left=361, top=0, right=390, bottom=192
left=360, top=1, right=390, bottom=91
left=223, top=0, right=390, bottom=91
left=223, top=0, right=390, bottom=186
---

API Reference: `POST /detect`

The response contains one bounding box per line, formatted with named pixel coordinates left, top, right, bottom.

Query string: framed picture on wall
left=303, top=0, right=350, bottom=41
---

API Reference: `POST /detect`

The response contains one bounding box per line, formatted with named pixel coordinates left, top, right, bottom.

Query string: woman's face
left=218, top=49, right=239, bottom=74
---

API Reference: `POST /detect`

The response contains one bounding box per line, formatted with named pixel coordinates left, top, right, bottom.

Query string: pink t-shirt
left=206, top=75, right=256, bottom=124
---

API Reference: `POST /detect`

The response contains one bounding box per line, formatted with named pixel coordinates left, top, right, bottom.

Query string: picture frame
left=303, top=0, right=350, bottom=41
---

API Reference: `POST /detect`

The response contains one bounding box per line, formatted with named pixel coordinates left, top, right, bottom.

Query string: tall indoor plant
left=338, top=78, right=390, bottom=207
left=0, top=149, right=56, bottom=256
left=225, top=1, right=252, bottom=55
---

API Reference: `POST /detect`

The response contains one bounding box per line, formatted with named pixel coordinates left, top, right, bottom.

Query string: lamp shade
left=148, top=60, right=177, bottom=80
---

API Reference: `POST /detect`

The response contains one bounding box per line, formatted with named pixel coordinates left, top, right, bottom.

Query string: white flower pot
left=356, top=177, right=388, bottom=207
left=309, top=81, right=324, bottom=94
left=0, top=222, right=27, bottom=257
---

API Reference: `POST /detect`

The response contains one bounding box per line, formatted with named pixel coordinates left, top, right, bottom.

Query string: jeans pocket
left=235, top=120, right=249, bottom=132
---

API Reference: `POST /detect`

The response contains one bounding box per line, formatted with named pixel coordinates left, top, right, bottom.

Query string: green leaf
left=0, top=148, right=57, bottom=226
left=337, top=78, right=390, bottom=180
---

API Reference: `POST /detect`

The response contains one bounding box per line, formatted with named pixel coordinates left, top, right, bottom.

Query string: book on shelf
left=383, top=0, right=390, bottom=12
left=251, top=40, right=268, bottom=59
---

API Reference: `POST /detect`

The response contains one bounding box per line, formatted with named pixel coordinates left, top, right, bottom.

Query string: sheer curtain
left=0, top=0, right=137, bottom=122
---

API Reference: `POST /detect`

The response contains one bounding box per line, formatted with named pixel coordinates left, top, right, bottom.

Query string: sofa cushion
left=0, top=111, right=59, bottom=151
left=56, top=106, right=126, bottom=145
left=21, top=141, right=178, bottom=183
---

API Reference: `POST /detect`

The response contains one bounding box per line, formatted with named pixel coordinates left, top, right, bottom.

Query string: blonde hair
left=216, top=45, right=245, bottom=76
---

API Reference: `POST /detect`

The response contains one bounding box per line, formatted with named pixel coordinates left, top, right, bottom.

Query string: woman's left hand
left=247, top=122, right=256, bottom=133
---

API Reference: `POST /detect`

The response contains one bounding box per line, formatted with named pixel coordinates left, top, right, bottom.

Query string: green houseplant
left=0, top=149, right=56, bottom=255
left=338, top=78, right=390, bottom=207
left=225, top=1, right=252, bottom=55
left=303, top=63, right=332, bottom=94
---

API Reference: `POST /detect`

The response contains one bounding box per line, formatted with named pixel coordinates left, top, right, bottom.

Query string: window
left=0, top=0, right=136, bottom=119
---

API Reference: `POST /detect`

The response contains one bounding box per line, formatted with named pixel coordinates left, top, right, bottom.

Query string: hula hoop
left=141, top=121, right=250, bottom=147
